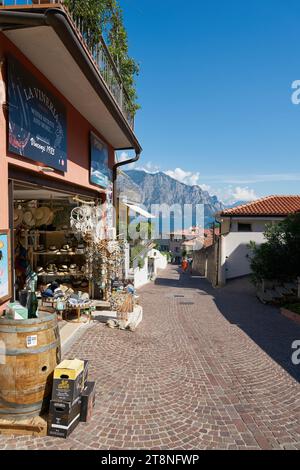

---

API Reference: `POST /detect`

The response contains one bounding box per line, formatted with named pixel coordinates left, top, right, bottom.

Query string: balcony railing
left=1, top=0, right=134, bottom=128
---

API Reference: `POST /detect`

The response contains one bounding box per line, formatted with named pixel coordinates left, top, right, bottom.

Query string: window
left=238, top=223, right=252, bottom=232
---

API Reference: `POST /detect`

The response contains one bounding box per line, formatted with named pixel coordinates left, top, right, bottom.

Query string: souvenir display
left=12, top=205, right=56, bottom=229
left=84, top=238, right=127, bottom=301
left=70, top=204, right=105, bottom=243
left=12, top=191, right=129, bottom=315
left=13, top=208, right=23, bottom=228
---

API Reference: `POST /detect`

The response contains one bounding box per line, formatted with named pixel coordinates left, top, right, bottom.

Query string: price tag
left=26, top=335, right=38, bottom=348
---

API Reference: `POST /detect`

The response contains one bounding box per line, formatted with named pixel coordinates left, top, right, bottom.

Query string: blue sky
left=120, top=0, right=300, bottom=203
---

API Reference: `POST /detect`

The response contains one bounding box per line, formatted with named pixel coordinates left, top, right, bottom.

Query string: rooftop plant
left=65, top=0, right=140, bottom=115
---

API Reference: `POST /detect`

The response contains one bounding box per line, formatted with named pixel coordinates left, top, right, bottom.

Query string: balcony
left=0, top=0, right=134, bottom=129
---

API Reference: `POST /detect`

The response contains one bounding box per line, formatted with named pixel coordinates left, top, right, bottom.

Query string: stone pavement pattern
left=0, top=265, right=300, bottom=450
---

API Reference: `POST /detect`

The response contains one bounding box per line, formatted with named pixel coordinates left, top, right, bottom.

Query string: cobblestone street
left=0, top=265, right=300, bottom=450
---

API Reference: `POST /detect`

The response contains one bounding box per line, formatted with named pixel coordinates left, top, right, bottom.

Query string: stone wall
left=192, top=242, right=219, bottom=287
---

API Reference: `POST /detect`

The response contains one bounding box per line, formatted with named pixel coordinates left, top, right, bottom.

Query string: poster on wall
left=0, top=230, right=11, bottom=304
left=90, top=132, right=112, bottom=188
left=8, top=56, right=67, bottom=171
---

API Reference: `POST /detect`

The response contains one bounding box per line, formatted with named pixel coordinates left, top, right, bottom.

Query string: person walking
left=181, top=258, right=188, bottom=273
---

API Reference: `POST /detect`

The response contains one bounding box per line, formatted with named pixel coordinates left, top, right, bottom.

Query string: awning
left=123, top=202, right=155, bottom=219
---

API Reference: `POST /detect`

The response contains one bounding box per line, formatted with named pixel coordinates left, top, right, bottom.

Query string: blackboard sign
left=8, top=56, right=67, bottom=171
left=90, top=132, right=112, bottom=188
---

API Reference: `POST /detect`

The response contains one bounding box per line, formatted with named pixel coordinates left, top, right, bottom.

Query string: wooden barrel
left=0, top=312, right=61, bottom=418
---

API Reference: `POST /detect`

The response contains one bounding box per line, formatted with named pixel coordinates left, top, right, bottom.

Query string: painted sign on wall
left=90, top=132, right=112, bottom=188
left=8, top=56, right=67, bottom=171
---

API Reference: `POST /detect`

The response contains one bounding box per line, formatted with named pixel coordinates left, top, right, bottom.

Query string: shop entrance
left=11, top=180, right=97, bottom=307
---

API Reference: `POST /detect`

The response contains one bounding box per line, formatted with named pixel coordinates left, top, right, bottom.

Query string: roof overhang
left=0, top=8, right=142, bottom=152
left=219, top=214, right=289, bottom=219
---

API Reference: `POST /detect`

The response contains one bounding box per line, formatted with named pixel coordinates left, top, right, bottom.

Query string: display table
left=62, top=305, right=93, bottom=323
left=41, top=298, right=94, bottom=323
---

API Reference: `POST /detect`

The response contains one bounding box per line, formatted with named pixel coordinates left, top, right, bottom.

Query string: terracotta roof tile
left=220, top=195, right=300, bottom=217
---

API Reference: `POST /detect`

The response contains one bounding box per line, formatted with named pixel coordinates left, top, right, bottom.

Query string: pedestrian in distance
left=181, top=258, right=188, bottom=273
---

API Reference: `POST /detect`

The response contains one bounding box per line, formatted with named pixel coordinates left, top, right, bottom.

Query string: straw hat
left=45, top=210, right=54, bottom=226
left=34, top=207, right=45, bottom=222
left=34, top=207, right=53, bottom=226
left=14, top=208, right=23, bottom=228
left=23, top=210, right=35, bottom=227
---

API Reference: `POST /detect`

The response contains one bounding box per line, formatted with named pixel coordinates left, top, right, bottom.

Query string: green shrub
left=137, top=257, right=145, bottom=269
left=249, top=213, right=300, bottom=284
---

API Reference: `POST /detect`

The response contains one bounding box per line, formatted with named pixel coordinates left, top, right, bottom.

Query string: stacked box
left=83, top=359, right=89, bottom=386
left=48, top=359, right=86, bottom=439
left=80, top=381, right=96, bottom=423
left=48, top=397, right=81, bottom=438
left=51, top=359, right=84, bottom=403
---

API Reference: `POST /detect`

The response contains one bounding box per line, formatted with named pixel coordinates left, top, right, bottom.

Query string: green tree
left=107, top=5, right=140, bottom=114
left=249, top=213, right=300, bottom=283
left=64, top=0, right=139, bottom=115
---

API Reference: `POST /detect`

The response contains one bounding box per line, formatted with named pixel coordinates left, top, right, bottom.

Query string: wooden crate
left=0, top=415, right=48, bottom=437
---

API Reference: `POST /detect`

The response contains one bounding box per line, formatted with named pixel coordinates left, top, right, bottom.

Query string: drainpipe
left=112, top=149, right=141, bottom=232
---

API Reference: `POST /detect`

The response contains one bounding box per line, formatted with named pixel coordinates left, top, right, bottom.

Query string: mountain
left=116, top=170, right=142, bottom=203
left=117, top=169, right=224, bottom=226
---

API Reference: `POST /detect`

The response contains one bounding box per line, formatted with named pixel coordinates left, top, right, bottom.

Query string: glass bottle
left=26, top=290, right=38, bottom=319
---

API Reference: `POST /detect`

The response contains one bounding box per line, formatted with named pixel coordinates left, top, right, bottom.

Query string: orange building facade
left=0, top=4, right=141, bottom=311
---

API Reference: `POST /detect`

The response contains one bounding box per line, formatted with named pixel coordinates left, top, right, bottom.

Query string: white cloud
left=144, top=161, right=161, bottom=173
left=165, top=167, right=200, bottom=186
left=198, top=183, right=211, bottom=192
left=127, top=161, right=137, bottom=170
left=231, top=186, right=258, bottom=201
left=117, top=152, right=137, bottom=169
left=210, top=185, right=258, bottom=204
left=198, top=173, right=300, bottom=184
left=134, top=161, right=161, bottom=173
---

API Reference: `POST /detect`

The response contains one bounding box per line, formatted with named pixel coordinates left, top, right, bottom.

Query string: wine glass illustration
left=9, top=64, right=31, bottom=156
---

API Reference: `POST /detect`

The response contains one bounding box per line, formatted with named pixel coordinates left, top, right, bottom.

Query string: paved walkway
left=0, top=265, right=300, bottom=450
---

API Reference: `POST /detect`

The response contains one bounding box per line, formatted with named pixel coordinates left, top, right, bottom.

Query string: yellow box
left=54, top=359, right=84, bottom=380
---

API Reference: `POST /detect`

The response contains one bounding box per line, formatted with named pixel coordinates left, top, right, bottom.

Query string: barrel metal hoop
left=0, top=401, right=43, bottom=413
left=0, top=313, right=56, bottom=326
left=0, top=321, right=57, bottom=334
left=4, top=340, right=59, bottom=356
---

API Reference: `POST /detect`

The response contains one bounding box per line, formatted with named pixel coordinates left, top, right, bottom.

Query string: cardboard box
left=5, top=302, right=28, bottom=320
left=80, top=381, right=96, bottom=423
left=52, top=359, right=84, bottom=403
left=83, top=359, right=89, bottom=385
left=48, top=397, right=81, bottom=439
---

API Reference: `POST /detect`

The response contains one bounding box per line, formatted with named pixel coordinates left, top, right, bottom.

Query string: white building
left=217, top=196, right=300, bottom=284
left=193, top=196, right=300, bottom=286
left=132, top=247, right=168, bottom=288
left=157, top=226, right=204, bottom=263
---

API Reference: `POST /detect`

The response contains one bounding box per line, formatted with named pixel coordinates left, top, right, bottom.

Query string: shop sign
left=90, top=132, right=112, bottom=188
left=8, top=56, right=67, bottom=171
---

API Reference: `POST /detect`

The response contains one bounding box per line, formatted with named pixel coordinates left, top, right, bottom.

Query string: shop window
left=238, top=223, right=252, bottom=232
